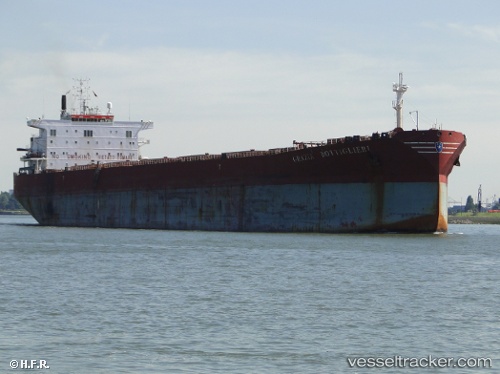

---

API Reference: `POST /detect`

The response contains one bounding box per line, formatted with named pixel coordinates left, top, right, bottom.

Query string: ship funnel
left=392, top=72, right=408, bottom=129
left=60, top=94, right=68, bottom=120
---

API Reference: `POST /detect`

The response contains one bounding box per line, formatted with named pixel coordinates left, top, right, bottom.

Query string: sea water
left=0, top=215, right=498, bottom=373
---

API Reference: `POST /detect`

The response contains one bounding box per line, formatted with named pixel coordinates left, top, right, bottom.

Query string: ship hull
left=15, top=182, right=444, bottom=233
left=14, top=128, right=465, bottom=233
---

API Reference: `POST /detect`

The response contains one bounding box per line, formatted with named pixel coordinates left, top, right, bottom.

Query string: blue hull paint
left=33, top=182, right=440, bottom=233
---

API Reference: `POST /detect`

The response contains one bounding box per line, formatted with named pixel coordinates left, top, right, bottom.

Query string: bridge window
left=84, top=130, right=93, bottom=137
left=126, top=131, right=132, bottom=138
left=50, top=129, right=56, bottom=136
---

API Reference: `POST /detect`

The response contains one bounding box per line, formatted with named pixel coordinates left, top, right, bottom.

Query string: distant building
left=448, top=205, right=464, bottom=214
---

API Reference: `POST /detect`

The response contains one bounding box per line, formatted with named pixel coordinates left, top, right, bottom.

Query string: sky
left=1, top=0, right=499, bottom=206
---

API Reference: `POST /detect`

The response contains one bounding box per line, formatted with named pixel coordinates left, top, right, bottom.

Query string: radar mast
left=392, top=72, right=408, bottom=129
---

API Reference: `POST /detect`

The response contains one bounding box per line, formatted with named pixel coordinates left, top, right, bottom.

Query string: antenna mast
left=72, top=78, right=91, bottom=115
left=409, top=110, right=419, bottom=130
left=392, top=72, right=408, bottom=129
left=477, top=184, right=482, bottom=212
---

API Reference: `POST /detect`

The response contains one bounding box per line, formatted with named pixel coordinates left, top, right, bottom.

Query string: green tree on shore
left=0, top=192, right=23, bottom=210
left=464, top=195, right=475, bottom=212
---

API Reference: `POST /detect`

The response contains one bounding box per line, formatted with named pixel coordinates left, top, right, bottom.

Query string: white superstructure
left=18, top=79, right=153, bottom=173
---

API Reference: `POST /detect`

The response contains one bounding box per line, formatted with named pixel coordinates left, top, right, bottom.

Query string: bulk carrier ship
left=14, top=74, right=466, bottom=233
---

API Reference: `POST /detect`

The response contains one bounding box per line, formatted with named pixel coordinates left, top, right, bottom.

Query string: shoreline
left=0, top=210, right=29, bottom=215
left=449, top=214, right=500, bottom=225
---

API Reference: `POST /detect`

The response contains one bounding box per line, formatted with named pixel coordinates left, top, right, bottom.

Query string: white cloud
left=447, top=22, right=500, bottom=43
